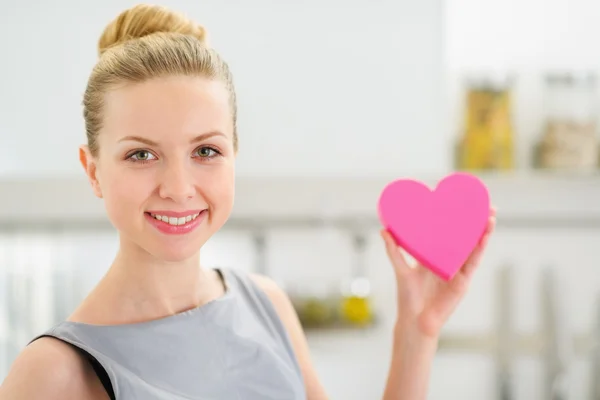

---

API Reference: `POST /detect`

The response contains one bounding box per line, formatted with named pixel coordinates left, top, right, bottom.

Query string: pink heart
left=377, top=172, right=490, bottom=281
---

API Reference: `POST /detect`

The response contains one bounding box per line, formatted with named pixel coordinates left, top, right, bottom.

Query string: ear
left=79, top=145, right=103, bottom=198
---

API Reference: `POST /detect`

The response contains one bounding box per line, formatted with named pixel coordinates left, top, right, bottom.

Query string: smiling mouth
left=145, top=212, right=203, bottom=226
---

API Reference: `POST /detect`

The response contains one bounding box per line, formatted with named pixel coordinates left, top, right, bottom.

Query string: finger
left=477, top=216, right=496, bottom=249
left=462, top=216, right=496, bottom=278
left=484, top=214, right=496, bottom=238
left=490, top=206, right=497, bottom=217
left=380, top=229, right=411, bottom=275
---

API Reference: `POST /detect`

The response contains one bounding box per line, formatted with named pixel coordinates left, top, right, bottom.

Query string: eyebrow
left=118, top=131, right=227, bottom=146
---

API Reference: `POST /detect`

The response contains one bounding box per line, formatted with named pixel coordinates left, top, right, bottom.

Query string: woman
left=0, top=4, right=495, bottom=399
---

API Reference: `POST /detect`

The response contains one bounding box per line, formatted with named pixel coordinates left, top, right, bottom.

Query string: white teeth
left=150, top=212, right=201, bottom=226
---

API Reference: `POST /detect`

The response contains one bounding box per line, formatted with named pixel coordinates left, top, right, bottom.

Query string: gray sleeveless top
left=29, top=268, right=307, bottom=400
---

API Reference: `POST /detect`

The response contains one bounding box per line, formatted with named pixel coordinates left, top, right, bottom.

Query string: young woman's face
left=82, top=76, right=236, bottom=262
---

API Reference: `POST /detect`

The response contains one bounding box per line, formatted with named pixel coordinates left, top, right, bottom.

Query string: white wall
left=446, top=0, right=600, bottom=70
left=0, top=0, right=446, bottom=178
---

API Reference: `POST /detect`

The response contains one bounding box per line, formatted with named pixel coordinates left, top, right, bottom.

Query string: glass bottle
left=535, top=72, right=598, bottom=171
left=339, top=231, right=373, bottom=327
left=456, top=73, right=516, bottom=171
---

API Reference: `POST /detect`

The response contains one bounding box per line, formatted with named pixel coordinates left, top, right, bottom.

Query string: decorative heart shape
left=377, top=172, right=490, bottom=281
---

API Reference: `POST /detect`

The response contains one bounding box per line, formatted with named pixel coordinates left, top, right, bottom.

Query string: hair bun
left=98, top=4, right=208, bottom=56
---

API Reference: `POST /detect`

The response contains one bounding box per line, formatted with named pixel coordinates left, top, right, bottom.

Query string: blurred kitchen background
left=1, top=0, right=600, bottom=399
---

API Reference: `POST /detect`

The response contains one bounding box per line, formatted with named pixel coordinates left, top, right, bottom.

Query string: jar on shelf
left=534, top=72, right=599, bottom=171
left=455, top=73, right=516, bottom=171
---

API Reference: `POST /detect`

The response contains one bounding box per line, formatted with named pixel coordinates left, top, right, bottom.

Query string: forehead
left=101, top=76, right=233, bottom=142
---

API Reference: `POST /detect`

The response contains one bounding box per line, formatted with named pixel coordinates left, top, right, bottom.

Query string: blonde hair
left=83, top=4, right=237, bottom=156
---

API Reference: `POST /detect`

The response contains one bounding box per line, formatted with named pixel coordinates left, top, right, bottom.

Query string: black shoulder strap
left=33, top=335, right=116, bottom=400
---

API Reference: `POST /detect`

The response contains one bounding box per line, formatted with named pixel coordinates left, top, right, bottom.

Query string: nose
left=158, top=162, right=195, bottom=203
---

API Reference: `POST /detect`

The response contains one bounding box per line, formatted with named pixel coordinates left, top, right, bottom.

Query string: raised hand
left=381, top=208, right=496, bottom=338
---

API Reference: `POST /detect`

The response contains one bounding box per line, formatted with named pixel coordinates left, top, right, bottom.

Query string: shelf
left=0, top=171, right=598, bottom=230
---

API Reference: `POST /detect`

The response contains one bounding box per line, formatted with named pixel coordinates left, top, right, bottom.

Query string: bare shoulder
left=0, top=336, right=108, bottom=400
left=249, top=273, right=288, bottom=303
left=249, top=273, right=329, bottom=400
left=249, top=273, right=305, bottom=329
left=249, top=273, right=308, bottom=336
left=249, top=273, right=296, bottom=329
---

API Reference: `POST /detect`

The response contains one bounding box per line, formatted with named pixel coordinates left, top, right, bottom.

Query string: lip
left=145, top=209, right=207, bottom=235
left=146, top=209, right=205, bottom=218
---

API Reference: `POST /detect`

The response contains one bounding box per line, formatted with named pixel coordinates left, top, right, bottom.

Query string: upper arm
left=250, top=273, right=329, bottom=400
left=0, top=337, right=109, bottom=400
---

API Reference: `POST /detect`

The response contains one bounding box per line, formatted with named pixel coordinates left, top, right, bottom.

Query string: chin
left=119, top=228, right=207, bottom=264
left=156, top=248, right=199, bottom=263
left=147, top=238, right=204, bottom=263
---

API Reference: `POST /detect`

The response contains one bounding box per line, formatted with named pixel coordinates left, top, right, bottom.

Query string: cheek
left=101, top=168, right=153, bottom=226
left=202, top=166, right=235, bottom=210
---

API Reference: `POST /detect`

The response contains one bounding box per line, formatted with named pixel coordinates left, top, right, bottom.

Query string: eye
left=195, top=146, right=220, bottom=158
left=129, top=150, right=157, bottom=162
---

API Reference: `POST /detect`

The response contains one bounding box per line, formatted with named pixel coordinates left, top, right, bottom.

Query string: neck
left=85, top=237, right=224, bottom=325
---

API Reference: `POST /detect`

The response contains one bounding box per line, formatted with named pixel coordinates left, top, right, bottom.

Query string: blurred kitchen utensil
left=495, top=264, right=514, bottom=400
left=339, top=231, right=373, bottom=327
left=252, top=229, right=268, bottom=276
left=591, top=294, right=600, bottom=399
left=5, top=271, right=34, bottom=368
left=541, top=266, right=573, bottom=400
left=283, top=224, right=339, bottom=329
